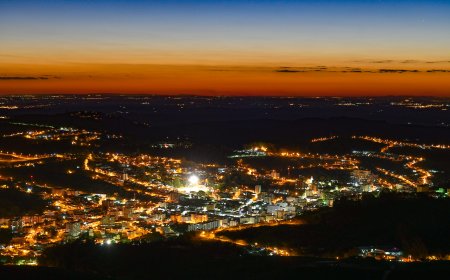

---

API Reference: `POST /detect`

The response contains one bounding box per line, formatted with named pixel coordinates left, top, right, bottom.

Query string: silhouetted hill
left=218, top=193, right=450, bottom=258
left=32, top=239, right=450, bottom=280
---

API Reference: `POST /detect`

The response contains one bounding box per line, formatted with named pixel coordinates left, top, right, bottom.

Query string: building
left=0, top=218, right=10, bottom=227
left=101, top=215, right=116, bottom=226
left=10, top=219, right=24, bottom=233
left=191, top=214, right=208, bottom=223
left=270, top=170, right=280, bottom=180
left=240, top=216, right=259, bottom=224
left=358, top=246, right=403, bottom=261
left=255, top=185, right=262, bottom=194
left=168, top=192, right=181, bottom=203
left=417, top=185, right=431, bottom=193
left=205, top=203, right=216, bottom=211
left=351, top=170, right=378, bottom=191
left=260, top=192, right=274, bottom=204
left=66, top=222, right=81, bottom=238
left=21, top=215, right=43, bottom=226
left=187, top=220, right=221, bottom=232
left=52, top=188, right=66, bottom=197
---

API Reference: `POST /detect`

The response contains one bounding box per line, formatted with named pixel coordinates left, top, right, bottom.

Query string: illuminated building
left=240, top=216, right=259, bottom=224
left=205, top=203, right=216, bottom=211
left=187, top=220, right=221, bottom=232
left=10, top=219, right=24, bottom=234
left=416, top=185, right=431, bottom=193
left=66, top=222, right=81, bottom=238
left=191, top=214, right=208, bottom=223
left=270, top=170, right=280, bottom=180
left=168, top=192, right=181, bottom=203
left=0, top=218, right=10, bottom=227
left=261, top=192, right=274, bottom=204
left=21, top=215, right=43, bottom=226
left=351, top=170, right=378, bottom=192
left=255, top=185, right=262, bottom=195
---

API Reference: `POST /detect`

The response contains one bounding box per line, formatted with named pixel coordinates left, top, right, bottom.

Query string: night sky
left=1, top=0, right=450, bottom=95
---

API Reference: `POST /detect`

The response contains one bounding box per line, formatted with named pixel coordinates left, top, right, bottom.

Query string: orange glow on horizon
left=1, top=63, right=449, bottom=96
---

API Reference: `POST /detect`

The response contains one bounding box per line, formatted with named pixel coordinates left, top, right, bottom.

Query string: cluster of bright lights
left=188, top=175, right=199, bottom=185
left=177, top=174, right=212, bottom=193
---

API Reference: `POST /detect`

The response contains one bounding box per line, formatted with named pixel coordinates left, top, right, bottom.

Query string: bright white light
left=106, top=239, right=112, bottom=245
left=188, top=175, right=199, bottom=185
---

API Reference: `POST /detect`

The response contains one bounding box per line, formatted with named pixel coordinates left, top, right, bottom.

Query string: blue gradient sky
left=1, top=0, right=450, bottom=95
left=1, top=0, right=450, bottom=64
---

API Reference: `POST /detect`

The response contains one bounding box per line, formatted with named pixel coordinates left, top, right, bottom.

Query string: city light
left=0, top=96, right=448, bottom=268
left=188, top=175, right=199, bottom=185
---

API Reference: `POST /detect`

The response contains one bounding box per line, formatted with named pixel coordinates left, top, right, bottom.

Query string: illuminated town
left=0, top=95, right=449, bottom=270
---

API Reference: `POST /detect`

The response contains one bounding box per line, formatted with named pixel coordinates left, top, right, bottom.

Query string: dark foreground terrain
left=1, top=256, right=450, bottom=280
left=218, top=193, right=450, bottom=258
